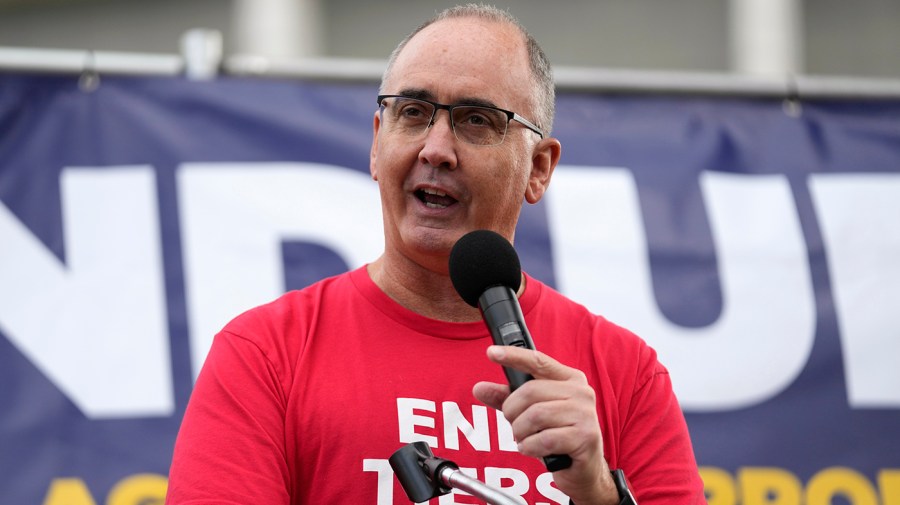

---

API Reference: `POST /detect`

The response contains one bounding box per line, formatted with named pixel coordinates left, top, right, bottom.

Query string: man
left=166, top=5, right=706, bottom=504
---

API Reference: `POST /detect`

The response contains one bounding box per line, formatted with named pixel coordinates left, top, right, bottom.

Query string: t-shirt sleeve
left=531, top=282, right=707, bottom=503
left=619, top=355, right=707, bottom=504
left=165, top=330, right=291, bottom=505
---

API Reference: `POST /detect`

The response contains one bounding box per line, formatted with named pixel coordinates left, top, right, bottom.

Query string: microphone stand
left=389, top=442, right=522, bottom=505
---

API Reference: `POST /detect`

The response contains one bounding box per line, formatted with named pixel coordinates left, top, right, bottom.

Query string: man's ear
left=370, top=111, right=381, bottom=181
left=525, top=137, right=561, bottom=204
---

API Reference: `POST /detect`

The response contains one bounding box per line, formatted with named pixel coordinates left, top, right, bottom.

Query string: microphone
left=449, top=229, right=573, bottom=472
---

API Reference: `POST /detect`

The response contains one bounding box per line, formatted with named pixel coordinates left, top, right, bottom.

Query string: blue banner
left=1, top=73, right=899, bottom=504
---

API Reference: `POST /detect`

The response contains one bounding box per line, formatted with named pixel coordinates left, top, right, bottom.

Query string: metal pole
left=181, top=29, right=223, bottom=80
left=438, top=467, right=522, bottom=505
left=0, top=46, right=183, bottom=76
left=2, top=45, right=900, bottom=99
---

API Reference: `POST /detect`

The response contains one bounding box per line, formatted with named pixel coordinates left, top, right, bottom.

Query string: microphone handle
left=478, top=287, right=573, bottom=472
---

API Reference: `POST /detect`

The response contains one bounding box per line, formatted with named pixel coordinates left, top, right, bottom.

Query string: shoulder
left=524, top=274, right=667, bottom=382
left=525, top=275, right=644, bottom=345
left=226, top=269, right=357, bottom=332
left=215, top=269, right=361, bottom=361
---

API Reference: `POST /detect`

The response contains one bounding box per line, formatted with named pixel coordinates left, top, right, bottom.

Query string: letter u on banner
left=546, top=166, right=815, bottom=411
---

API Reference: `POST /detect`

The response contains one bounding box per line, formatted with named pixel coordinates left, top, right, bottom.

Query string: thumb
left=472, top=381, right=510, bottom=410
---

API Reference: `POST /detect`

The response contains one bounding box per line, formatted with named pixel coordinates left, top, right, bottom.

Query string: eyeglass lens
left=382, top=97, right=509, bottom=146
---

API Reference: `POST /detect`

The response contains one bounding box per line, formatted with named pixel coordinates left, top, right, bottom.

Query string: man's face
left=370, top=18, right=547, bottom=272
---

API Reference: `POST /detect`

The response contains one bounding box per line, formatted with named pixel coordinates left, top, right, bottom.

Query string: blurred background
left=0, top=0, right=898, bottom=80
left=2, top=2, right=900, bottom=504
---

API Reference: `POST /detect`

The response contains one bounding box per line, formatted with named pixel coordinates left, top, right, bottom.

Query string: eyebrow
left=396, top=88, right=502, bottom=110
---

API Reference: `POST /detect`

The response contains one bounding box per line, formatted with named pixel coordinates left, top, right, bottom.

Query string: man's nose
left=425, top=109, right=456, bottom=141
left=418, top=109, right=459, bottom=169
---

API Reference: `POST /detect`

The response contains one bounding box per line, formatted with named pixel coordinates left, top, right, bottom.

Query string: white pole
left=232, top=0, right=323, bottom=59
left=181, top=29, right=223, bottom=80
left=729, top=0, right=803, bottom=76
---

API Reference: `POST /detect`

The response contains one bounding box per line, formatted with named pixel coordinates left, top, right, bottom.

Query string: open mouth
left=415, top=188, right=458, bottom=209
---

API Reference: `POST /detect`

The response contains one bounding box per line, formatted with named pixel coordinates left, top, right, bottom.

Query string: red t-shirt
left=166, top=266, right=705, bottom=504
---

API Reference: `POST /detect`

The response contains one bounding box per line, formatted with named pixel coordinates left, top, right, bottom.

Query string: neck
left=367, top=253, right=483, bottom=323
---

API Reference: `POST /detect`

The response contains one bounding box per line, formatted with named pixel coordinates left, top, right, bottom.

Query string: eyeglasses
left=377, top=94, right=544, bottom=146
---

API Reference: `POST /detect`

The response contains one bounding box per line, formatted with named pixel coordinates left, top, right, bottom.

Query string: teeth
left=417, top=187, right=453, bottom=209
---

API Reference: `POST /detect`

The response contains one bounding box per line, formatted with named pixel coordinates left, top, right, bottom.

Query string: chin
left=404, top=226, right=462, bottom=256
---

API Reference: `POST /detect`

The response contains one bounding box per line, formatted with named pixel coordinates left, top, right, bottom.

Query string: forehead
left=385, top=17, right=533, bottom=109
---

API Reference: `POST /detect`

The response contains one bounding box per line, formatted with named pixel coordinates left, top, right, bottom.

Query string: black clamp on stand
left=389, top=442, right=522, bottom=505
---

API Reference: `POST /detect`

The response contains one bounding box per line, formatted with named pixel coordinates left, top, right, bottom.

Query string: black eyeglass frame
left=377, top=94, right=545, bottom=145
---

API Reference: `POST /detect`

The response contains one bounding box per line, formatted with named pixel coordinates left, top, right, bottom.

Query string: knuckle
left=512, top=380, right=538, bottom=403
left=527, top=402, right=552, bottom=427
left=570, top=368, right=588, bottom=383
left=513, top=403, right=549, bottom=436
left=579, top=382, right=596, bottom=402
left=532, top=351, right=554, bottom=373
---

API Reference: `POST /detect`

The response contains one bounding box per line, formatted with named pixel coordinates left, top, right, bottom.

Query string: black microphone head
left=449, top=229, right=522, bottom=307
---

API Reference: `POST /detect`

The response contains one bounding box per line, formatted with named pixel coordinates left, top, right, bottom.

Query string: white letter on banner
left=809, top=173, right=900, bottom=407
left=546, top=166, right=815, bottom=411
left=178, top=162, right=383, bottom=376
left=0, top=167, right=172, bottom=418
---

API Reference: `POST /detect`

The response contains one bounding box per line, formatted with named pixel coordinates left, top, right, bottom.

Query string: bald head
left=380, top=4, right=555, bottom=135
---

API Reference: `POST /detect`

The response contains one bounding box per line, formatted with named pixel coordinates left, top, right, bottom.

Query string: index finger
left=486, top=345, right=579, bottom=381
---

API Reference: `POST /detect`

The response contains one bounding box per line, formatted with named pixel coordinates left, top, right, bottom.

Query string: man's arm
left=166, top=331, right=291, bottom=505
